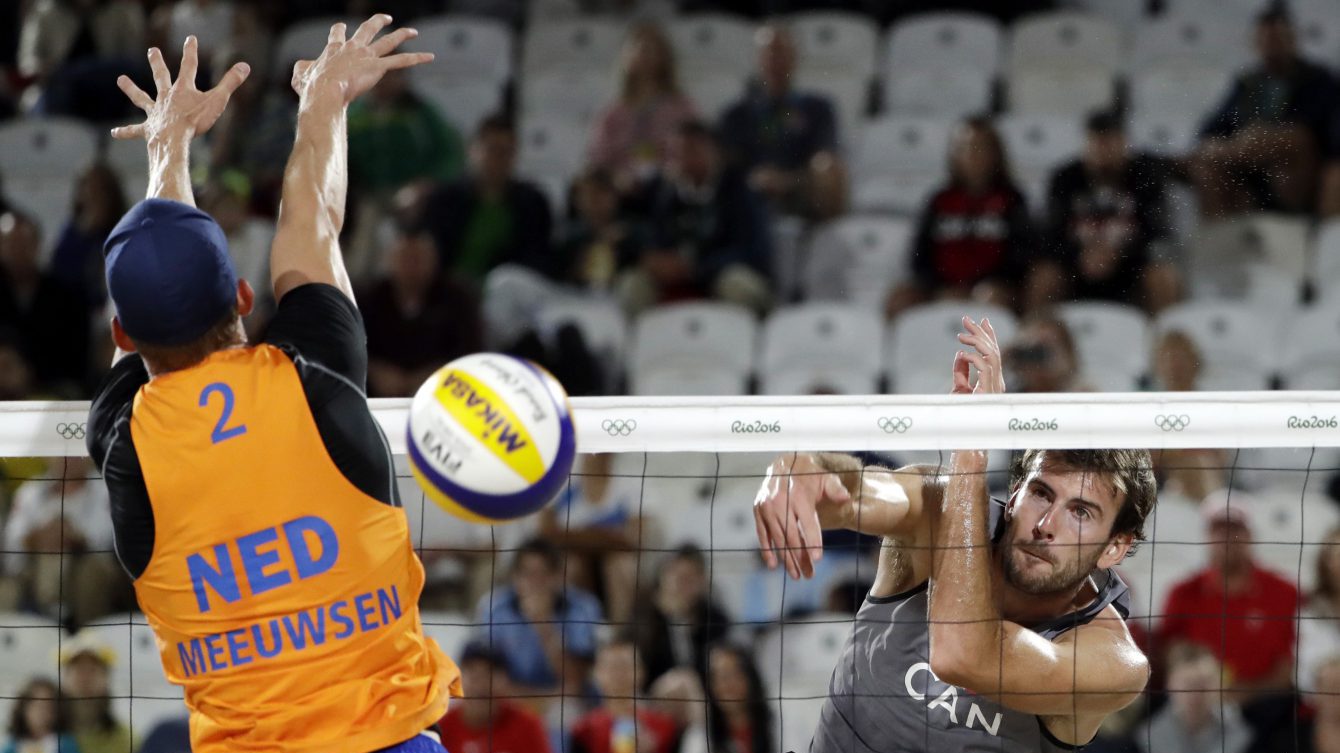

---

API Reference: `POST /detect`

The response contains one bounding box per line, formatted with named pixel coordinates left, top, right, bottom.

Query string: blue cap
left=104, top=198, right=238, bottom=346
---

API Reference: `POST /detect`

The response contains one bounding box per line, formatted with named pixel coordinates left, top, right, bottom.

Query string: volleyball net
left=3, top=392, right=1340, bottom=752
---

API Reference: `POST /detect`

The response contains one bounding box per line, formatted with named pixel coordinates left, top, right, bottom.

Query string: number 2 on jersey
left=200, top=383, right=248, bottom=444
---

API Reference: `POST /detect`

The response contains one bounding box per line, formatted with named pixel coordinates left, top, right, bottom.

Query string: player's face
left=1002, top=462, right=1124, bottom=596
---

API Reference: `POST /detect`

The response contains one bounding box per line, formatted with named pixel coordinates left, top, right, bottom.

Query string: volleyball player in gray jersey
left=754, top=317, right=1158, bottom=752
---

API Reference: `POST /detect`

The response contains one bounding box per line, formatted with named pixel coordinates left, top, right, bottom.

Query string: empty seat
left=629, top=302, right=757, bottom=396
left=1280, top=303, right=1340, bottom=389
left=1055, top=302, right=1150, bottom=391
left=1130, top=67, right=1233, bottom=119
left=1128, top=111, right=1200, bottom=157
left=0, top=117, right=98, bottom=179
left=682, top=72, right=748, bottom=121
left=520, top=70, right=617, bottom=127
left=522, top=19, right=626, bottom=77
left=412, top=79, right=502, bottom=136
left=1153, top=301, right=1281, bottom=390
left=759, top=303, right=884, bottom=395
left=756, top=615, right=851, bottom=696
left=887, top=301, right=1018, bottom=394
left=1131, top=16, right=1252, bottom=73
left=886, top=12, right=1003, bottom=75
left=801, top=216, right=914, bottom=307
left=884, top=66, right=992, bottom=118
left=0, top=613, right=64, bottom=696
left=998, top=114, right=1084, bottom=212
left=534, top=298, right=628, bottom=380
left=790, top=12, right=880, bottom=82
left=792, top=69, right=869, bottom=137
left=853, top=115, right=953, bottom=184
left=668, top=13, right=757, bottom=81
left=516, top=117, right=587, bottom=187
left=1007, top=11, right=1124, bottom=75
left=1315, top=219, right=1340, bottom=299
left=411, top=16, right=513, bottom=87
left=1295, top=0, right=1340, bottom=67
left=83, top=613, right=176, bottom=698
left=1007, top=67, right=1116, bottom=116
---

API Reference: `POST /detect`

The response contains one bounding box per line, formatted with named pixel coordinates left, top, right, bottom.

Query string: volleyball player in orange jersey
left=85, top=16, right=462, bottom=753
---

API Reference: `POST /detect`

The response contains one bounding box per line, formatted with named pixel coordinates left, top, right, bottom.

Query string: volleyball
left=406, top=353, right=576, bottom=523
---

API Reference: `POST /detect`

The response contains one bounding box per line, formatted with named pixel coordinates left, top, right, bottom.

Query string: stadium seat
left=682, top=72, right=749, bottom=121
left=759, top=303, right=884, bottom=395
left=1007, top=11, right=1124, bottom=75
left=0, top=613, right=64, bottom=696
left=1128, top=112, right=1200, bottom=157
left=1153, top=301, right=1282, bottom=390
left=791, top=70, right=869, bottom=139
left=1069, top=0, right=1145, bottom=34
left=640, top=451, right=721, bottom=548
left=1162, top=0, right=1263, bottom=27
left=853, top=115, right=952, bottom=187
left=884, top=66, right=992, bottom=118
left=522, top=18, right=626, bottom=78
left=83, top=613, right=176, bottom=699
left=800, top=216, right=914, bottom=308
left=1130, top=16, right=1252, bottom=73
left=629, top=302, right=757, bottom=396
left=411, top=16, right=513, bottom=87
left=520, top=70, right=617, bottom=127
left=772, top=698, right=826, bottom=753
left=756, top=615, right=850, bottom=696
left=790, top=12, right=880, bottom=82
left=0, top=117, right=98, bottom=179
left=668, top=13, right=757, bottom=82
left=886, top=12, right=1003, bottom=76
left=998, top=114, right=1084, bottom=213
left=1130, top=67, right=1233, bottom=119
left=516, top=117, right=587, bottom=188
left=886, top=301, right=1018, bottom=394
left=1007, top=68, right=1116, bottom=116
left=411, top=79, right=502, bottom=136
left=1295, top=0, right=1340, bottom=68
left=418, top=610, right=475, bottom=658
left=1280, top=304, right=1340, bottom=390
left=1055, top=302, right=1150, bottom=392
left=851, top=174, right=941, bottom=217
left=534, top=298, right=628, bottom=380
left=6, top=177, right=75, bottom=257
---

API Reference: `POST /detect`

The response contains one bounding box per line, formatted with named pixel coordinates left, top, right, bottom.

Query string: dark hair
left=1257, top=2, right=1292, bottom=26
left=1012, top=449, right=1157, bottom=556
left=511, top=537, right=562, bottom=572
left=706, top=642, right=773, bottom=753
left=8, top=677, right=69, bottom=739
left=677, top=119, right=716, bottom=144
left=1085, top=109, right=1124, bottom=135
left=131, top=304, right=243, bottom=374
left=1311, top=526, right=1340, bottom=607
left=475, top=113, right=514, bottom=140
left=948, top=116, right=1015, bottom=190
left=620, top=22, right=681, bottom=101
left=73, top=162, right=128, bottom=231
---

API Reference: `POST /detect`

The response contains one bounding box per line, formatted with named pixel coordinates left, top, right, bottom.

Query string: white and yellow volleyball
left=406, top=353, right=576, bottom=523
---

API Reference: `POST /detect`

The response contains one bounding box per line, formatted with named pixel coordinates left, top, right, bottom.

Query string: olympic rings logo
left=601, top=419, right=637, bottom=437
left=1155, top=414, right=1190, bottom=432
left=878, top=417, right=913, bottom=434
left=56, top=422, right=86, bottom=440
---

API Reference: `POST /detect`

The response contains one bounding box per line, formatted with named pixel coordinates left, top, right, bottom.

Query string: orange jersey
left=129, top=344, right=460, bottom=753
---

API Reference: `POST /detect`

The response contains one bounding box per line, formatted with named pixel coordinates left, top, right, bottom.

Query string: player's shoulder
left=1067, top=603, right=1148, bottom=662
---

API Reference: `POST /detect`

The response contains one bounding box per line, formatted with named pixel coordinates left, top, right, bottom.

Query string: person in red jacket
left=440, top=643, right=552, bottom=753
left=571, top=636, right=678, bottom=753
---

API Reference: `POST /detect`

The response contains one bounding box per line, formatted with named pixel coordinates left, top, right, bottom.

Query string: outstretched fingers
left=328, top=22, right=347, bottom=45
left=370, top=26, right=418, bottom=57
left=148, top=48, right=171, bottom=95
left=210, top=61, right=251, bottom=100
left=110, top=123, right=145, bottom=140
left=117, top=75, right=154, bottom=111
left=352, top=14, right=393, bottom=45
left=379, top=51, right=435, bottom=71
left=179, top=36, right=199, bottom=88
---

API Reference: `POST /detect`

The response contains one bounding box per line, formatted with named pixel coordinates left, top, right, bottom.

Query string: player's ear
left=1099, top=533, right=1133, bottom=569
left=110, top=317, right=137, bottom=353
left=237, top=278, right=255, bottom=317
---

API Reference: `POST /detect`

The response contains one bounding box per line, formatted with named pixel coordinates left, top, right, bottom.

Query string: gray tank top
left=809, top=503, right=1131, bottom=753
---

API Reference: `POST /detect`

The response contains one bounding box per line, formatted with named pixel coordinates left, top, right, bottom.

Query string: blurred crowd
left=5, top=0, right=1340, bottom=752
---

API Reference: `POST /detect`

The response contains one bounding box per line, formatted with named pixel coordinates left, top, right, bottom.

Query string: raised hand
left=753, top=453, right=853, bottom=579
left=952, top=316, right=1006, bottom=395
left=290, top=15, right=433, bottom=106
left=111, top=36, right=250, bottom=142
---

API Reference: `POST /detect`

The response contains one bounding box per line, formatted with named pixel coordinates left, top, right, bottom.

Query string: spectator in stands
left=440, top=642, right=553, bottom=753
left=472, top=538, right=602, bottom=711
left=208, top=68, right=299, bottom=212
left=705, top=643, right=773, bottom=753
left=539, top=453, right=643, bottom=623
left=1134, top=643, right=1252, bottom=753
left=153, top=0, right=233, bottom=67
left=49, top=163, right=127, bottom=309
left=718, top=23, right=841, bottom=217
left=648, top=668, right=710, bottom=753
left=549, top=168, right=644, bottom=291
left=2, top=455, right=128, bottom=628
left=17, top=0, right=147, bottom=120
left=1300, top=526, right=1340, bottom=695
left=0, top=210, right=91, bottom=396
left=587, top=23, right=697, bottom=193
left=1029, top=111, right=1181, bottom=315
left=1302, top=656, right=1340, bottom=753
left=1193, top=6, right=1337, bottom=217
left=1159, top=491, right=1300, bottom=706
left=620, top=120, right=773, bottom=316
left=358, top=222, right=482, bottom=397
left=884, top=117, right=1033, bottom=319
left=424, top=115, right=553, bottom=285
left=571, top=635, right=679, bottom=753
left=1002, top=315, right=1088, bottom=394
left=1149, top=331, right=1228, bottom=502
left=1, top=677, right=78, bottom=753
left=60, top=632, right=131, bottom=753
left=633, top=545, right=732, bottom=690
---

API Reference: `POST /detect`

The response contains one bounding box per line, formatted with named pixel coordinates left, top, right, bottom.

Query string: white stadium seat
left=1007, top=11, right=1124, bottom=75
left=629, top=302, right=757, bottom=396
left=998, top=114, right=1084, bottom=212
left=6, top=177, right=75, bottom=257
left=853, top=115, right=952, bottom=185
left=682, top=72, right=748, bottom=121
left=668, top=13, right=757, bottom=81
left=801, top=216, right=914, bottom=307
left=516, top=117, right=587, bottom=188
left=886, top=12, right=1003, bottom=75
left=1128, top=112, right=1200, bottom=157
left=1068, top=0, right=1144, bottom=34
left=759, top=303, right=884, bottom=395
left=792, top=69, right=868, bottom=138
left=521, top=70, right=617, bottom=127
left=83, top=613, right=177, bottom=699
left=887, top=301, right=1018, bottom=394
left=410, top=16, right=513, bottom=87
left=1153, top=301, right=1282, bottom=390
left=884, top=66, right=992, bottom=118
left=412, top=79, right=502, bottom=136
left=534, top=298, right=628, bottom=378
left=1055, top=302, right=1150, bottom=392
left=0, top=117, right=98, bottom=179
left=1162, top=0, right=1264, bottom=27
left=1007, top=67, right=1116, bottom=116
left=1130, top=67, right=1232, bottom=119
left=790, top=11, right=880, bottom=81
left=1280, top=304, right=1340, bottom=390
left=419, top=611, right=476, bottom=659
left=0, top=613, right=64, bottom=696
left=1295, top=0, right=1340, bottom=68
left=1131, top=16, right=1252, bottom=73
left=1315, top=219, right=1340, bottom=300
left=756, top=615, right=850, bottom=696
left=522, top=19, right=626, bottom=77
